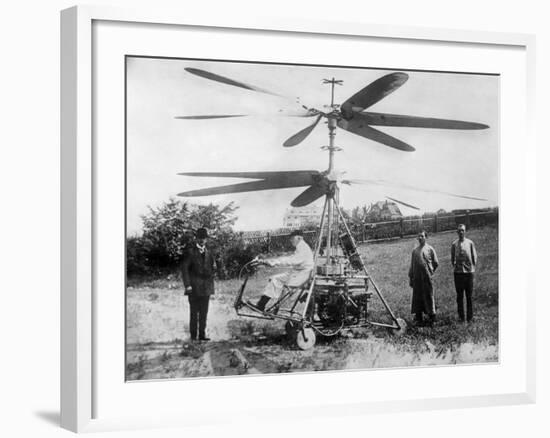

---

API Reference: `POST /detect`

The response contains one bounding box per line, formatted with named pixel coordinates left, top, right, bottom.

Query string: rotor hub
left=321, top=145, right=342, bottom=152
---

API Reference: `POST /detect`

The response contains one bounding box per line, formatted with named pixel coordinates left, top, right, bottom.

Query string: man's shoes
left=248, top=295, right=270, bottom=312
left=424, top=314, right=436, bottom=328
left=198, top=336, right=211, bottom=342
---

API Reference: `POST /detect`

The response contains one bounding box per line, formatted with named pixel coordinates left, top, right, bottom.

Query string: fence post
left=399, top=218, right=404, bottom=238
left=362, top=224, right=366, bottom=242
left=266, top=232, right=271, bottom=253
left=466, top=211, right=470, bottom=229
left=434, top=214, right=438, bottom=233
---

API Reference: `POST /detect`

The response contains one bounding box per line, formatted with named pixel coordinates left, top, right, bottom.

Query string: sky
left=126, top=57, right=499, bottom=234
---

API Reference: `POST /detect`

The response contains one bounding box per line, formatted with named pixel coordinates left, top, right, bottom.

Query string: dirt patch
left=126, top=293, right=497, bottom=380
left=126, top=336, right=497, bottom=381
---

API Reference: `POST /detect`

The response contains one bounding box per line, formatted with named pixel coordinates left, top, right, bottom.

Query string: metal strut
left=301, top=197, right=328, bottom=320
left=333, top=201, right=402, bottom=329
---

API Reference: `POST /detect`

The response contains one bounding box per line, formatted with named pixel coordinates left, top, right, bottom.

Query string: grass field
left=358, top=226, right=499, bottom=345
left=126, top=225, right=498, bottom=380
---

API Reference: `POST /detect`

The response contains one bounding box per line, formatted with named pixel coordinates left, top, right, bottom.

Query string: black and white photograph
left=125, top=57, right=499, bottom=381
left=3, top=0, right=548, bottom=435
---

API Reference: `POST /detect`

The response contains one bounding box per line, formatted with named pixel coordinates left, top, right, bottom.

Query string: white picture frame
left=60, top=5, right=536, bottom=433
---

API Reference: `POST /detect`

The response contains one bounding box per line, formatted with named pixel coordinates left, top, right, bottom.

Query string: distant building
left=366, top=200, right=403, bottom=221
left=283, top=205, right=323, bottom=228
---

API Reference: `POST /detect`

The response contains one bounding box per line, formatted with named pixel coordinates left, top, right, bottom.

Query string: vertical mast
left=322, top=78, right=342, bottom=264
left=326, top=121, right=335, bottom=262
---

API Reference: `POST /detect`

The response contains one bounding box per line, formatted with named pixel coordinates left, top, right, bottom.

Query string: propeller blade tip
left=395, top=72, right=409, bottom=82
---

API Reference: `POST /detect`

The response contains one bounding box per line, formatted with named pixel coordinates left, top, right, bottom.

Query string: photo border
left=61, top=5, right=536, bottom=432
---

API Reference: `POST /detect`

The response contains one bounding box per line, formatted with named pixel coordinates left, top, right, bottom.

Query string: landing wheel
left=296, top=327, right=316, bottom=350
left=285, top=321, right=297, bottom=341
left=391, top=318, right=408, bottom=337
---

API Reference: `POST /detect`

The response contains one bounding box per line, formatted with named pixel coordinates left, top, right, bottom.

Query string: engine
left=314, top=281, right=370, bottom=328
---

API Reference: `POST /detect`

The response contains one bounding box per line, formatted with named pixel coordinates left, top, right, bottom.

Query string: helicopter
left=176, top=66, right=489, bottom=349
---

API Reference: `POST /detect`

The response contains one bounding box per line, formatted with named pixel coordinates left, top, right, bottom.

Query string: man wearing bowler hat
left=181, top=227, right=216, bottom=341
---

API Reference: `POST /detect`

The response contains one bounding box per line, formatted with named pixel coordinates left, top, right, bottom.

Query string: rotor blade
left=337, top=119, right=415, bottom=151
left=291, top=184, right=327, bottom=207
left=185, top=67, right=281, bottom=97
left=178, top=177, right=316, bottom=197
left=175, top=108, right=317, bottom=120
left=276, top=109, right=319, bottom=117
left=341, top=72, right=409, bottom=118
left=184, top=68, right=322, bottom=116
left=178, top=170, right=319, bottom=180
left=358, top=112, right=489, bottom=130
left=343, top=178, right=488, bottom=202
left=174, top=114, right=247, bottom=120
left=178, top=171, right=320, bottom=197
left=283, top=115, right=322, bottom=147
left=385, top=196, right=420, bottom=210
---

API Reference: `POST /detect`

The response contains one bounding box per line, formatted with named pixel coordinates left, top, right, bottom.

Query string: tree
left=350, top=205, right=369, bottom=225
left=134, top=198, right=239, bottom=275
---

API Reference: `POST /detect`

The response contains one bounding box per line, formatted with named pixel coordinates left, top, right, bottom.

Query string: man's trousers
left=454, top=273, right=474, bottom=322
left=188, top=295, right=210, bottom=340
left=262, top=270, right=311, bottom=300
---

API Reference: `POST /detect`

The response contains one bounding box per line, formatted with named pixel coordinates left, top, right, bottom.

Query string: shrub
left=127, top=198, right=266, bottom=280
left=126, top=235, right=151, bottom=277
left=218, top=236, right=264, bottom=279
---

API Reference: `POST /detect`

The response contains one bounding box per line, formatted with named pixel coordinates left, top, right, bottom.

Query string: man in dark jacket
left=181, top=228, right=216, bottom=341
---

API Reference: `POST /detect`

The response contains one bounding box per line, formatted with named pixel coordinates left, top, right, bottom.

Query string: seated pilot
left=249, top=229, right=314, bottom=311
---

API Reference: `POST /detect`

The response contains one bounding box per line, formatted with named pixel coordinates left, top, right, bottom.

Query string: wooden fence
left=241, top=210, right=498, bottom=253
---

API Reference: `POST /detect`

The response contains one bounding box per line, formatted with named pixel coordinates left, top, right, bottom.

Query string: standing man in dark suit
left=181, top=228, right=216, bottom=341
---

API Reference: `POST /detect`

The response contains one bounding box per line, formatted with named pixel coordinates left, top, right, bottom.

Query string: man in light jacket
left=250, top=229, right=314, bottom=312
left=451, top=224, right=478, bottom=323
left=408, top=230, right=439, bottom=327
